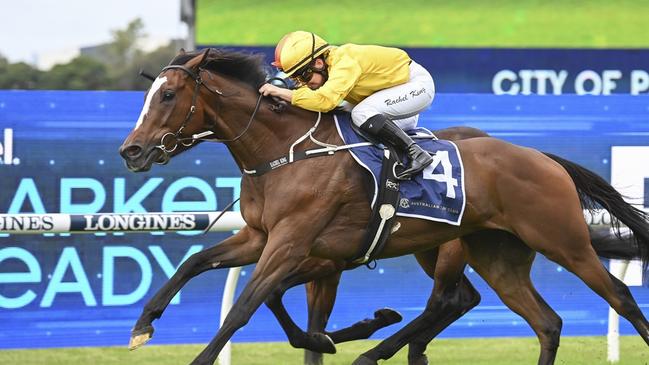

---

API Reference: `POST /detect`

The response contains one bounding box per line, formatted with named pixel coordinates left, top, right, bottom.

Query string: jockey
left=259, top=31, right=436, bottom=179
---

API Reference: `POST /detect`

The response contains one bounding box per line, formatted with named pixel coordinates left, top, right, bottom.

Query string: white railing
left=0, top=211, right=245, bottom=234
left=0, top=209, right=636, bottom=364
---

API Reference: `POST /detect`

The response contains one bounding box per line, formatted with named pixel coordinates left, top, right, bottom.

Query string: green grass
left=1, top=336, right=647, bottom=365
left=196, top=0, right=649, bottom=48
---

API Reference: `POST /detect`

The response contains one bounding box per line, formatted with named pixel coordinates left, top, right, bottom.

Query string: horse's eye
left=162, top=90, right=175, bottom=101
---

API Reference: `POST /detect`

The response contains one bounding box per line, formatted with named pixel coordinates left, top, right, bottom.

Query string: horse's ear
left=179, top=48, right=186, bottom=55
left=198, top=48, right=210, bottom=66
left=184, top=48, right=210, bottom=70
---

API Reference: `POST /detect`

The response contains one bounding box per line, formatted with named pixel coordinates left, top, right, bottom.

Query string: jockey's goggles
left=291, top=64, right=316, bottom=85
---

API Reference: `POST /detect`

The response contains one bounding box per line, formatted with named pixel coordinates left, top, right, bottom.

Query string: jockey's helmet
left=272, top=31, right=331, bottom=77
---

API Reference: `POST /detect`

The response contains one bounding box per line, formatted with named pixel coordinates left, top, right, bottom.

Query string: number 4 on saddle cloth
left=334, top=113, right=466, bottom=264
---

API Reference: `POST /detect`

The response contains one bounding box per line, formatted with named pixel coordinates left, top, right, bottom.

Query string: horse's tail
left=589, top=226, right=640, bottom=260
left=544, top=152, right=649, bottom=268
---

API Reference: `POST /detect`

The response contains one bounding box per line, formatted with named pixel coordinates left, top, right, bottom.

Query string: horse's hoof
left=408, top=354, right=429, bottom=365
left=352, top=355, right=378, bottom=365
left=308, top=332, right=336, bottom=354
left=129, top=324, right=154, bottom=350
left=374, top=308, right=403, bottom=326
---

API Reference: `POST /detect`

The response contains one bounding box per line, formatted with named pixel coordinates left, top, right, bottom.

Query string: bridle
left=153, top=64, right=264, bottom=154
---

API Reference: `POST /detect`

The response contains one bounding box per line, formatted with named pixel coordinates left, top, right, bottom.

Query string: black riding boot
left=360, top=114, right=434, bottom=179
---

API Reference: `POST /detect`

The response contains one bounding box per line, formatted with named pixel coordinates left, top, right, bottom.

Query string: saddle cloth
left=333, top=113, right=466, bottom=225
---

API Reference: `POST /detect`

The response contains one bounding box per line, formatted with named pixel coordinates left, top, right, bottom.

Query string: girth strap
left=351, top=147, right=401, bottom=265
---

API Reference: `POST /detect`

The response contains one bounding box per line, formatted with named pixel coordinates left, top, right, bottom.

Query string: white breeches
left=350, top=61, right=435, bottom=131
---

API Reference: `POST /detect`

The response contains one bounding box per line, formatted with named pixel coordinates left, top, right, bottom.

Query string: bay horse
left=125, top=123, right=485, bottom=364
left=121, top=109, right=634, bottom=365
left=119, top=49, right=649, bottom=365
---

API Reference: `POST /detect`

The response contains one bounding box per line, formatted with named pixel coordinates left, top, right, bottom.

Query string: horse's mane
left=169, top=48, right=268, bottom=89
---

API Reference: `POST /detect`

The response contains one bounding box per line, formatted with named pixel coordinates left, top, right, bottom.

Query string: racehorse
left=125, top=125, right=484, bottom=365
left=119, top=48, right=649, bottom=365
left=121, top=109, right=636, bottom=365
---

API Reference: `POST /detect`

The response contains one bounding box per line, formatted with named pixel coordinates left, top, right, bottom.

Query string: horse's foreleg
left=407, top=241, right=481, bottom=364
left=406, top=276, right=479, bottom=365
left=303, top=272, right=341, bottom=365
left=266, top=264, right=402, bottom=365
left=264, top=259, right=342, bottom=359
left=353, top=243, right=479, bottom=365
left=303, top=271, right=404, bottom=364
left=189, top=231, right=310, bottom=365
left=129, top=226, right=265, bottom=350
left=323, top=308, right=404, bottom=344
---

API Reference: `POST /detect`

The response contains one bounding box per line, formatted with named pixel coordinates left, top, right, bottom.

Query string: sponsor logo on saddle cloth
left=333, top=114, right=466, bottom=225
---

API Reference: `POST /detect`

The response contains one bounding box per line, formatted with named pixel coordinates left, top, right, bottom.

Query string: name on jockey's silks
left=384, top=94, right=408, bottom=106
left=409, top=87, right=426, bottom=97
left=384, top=87, right=427, bottom=106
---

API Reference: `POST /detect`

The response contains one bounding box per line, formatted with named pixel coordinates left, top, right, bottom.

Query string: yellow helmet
left=272, top=31, right=331, bottom=76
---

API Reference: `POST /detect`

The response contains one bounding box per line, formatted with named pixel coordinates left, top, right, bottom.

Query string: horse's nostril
left=121, top=144, right=143, bottom=159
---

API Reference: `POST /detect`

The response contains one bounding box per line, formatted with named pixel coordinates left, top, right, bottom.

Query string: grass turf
left=196, top=0, right=649, bottom=48
left=1, top=336, right=647, bottom=364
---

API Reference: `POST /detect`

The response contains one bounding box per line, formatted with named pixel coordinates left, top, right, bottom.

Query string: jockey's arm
left=259, top=84, right=293, bottom=103
left=291, top=54, right=361, bottom=112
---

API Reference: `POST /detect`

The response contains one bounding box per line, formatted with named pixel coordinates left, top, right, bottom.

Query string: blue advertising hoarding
left=203, top=46, right=649, bottom=95
left=1, top=90, right=648, bottom=349
left=1, top=90, right=649, bottom=348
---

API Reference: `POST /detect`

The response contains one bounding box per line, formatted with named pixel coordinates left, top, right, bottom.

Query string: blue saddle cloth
left=334, top=113, right=466, bottom=225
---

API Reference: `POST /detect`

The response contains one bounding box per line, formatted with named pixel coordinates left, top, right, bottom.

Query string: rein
left=154, top=64, right=263, bottom=154
left=242, top=120, right=439, bottom=177
left=150, top=62, right=401, bottom=177
left=243, top=113, right=374, bottom=176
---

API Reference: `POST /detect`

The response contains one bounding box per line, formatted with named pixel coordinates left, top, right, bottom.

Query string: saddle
left=346, top=123, right=461, bottom=268
left=241, top=105, right=464, bottom=265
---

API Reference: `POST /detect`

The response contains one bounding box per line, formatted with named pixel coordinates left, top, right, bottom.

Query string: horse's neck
left=222, top=96, right=341, bottom=171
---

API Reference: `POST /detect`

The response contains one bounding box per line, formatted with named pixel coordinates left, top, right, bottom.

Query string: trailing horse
left=125, top=125, right=485, bottom=364
left=120, top=49, right=649, bottom=365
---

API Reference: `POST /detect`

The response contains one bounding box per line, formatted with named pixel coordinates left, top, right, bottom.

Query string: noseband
left=154, top=64, right=263, bottom=154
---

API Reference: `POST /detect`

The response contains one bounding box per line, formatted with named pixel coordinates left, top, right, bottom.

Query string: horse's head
left=120, top=47, right=319, bottom=173
left=119, top=49, right=226, bottom=172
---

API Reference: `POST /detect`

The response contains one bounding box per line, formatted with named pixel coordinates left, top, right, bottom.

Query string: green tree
left=115, top=41, right=179, bottom=90
left=0, top=54, right=8, bottom=70
left=115, top=41, right=181, bottom=90
left=0, top=61, right=42, bottom=89
left=105, top=18, right=147, bottom=68
left=104, top=18, right=151, bottom=89
left=82, top=17, right=178, bottom=90
left=0, top=18, right=182, bottom=90
left=40, top=56, right=110, bottom=90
